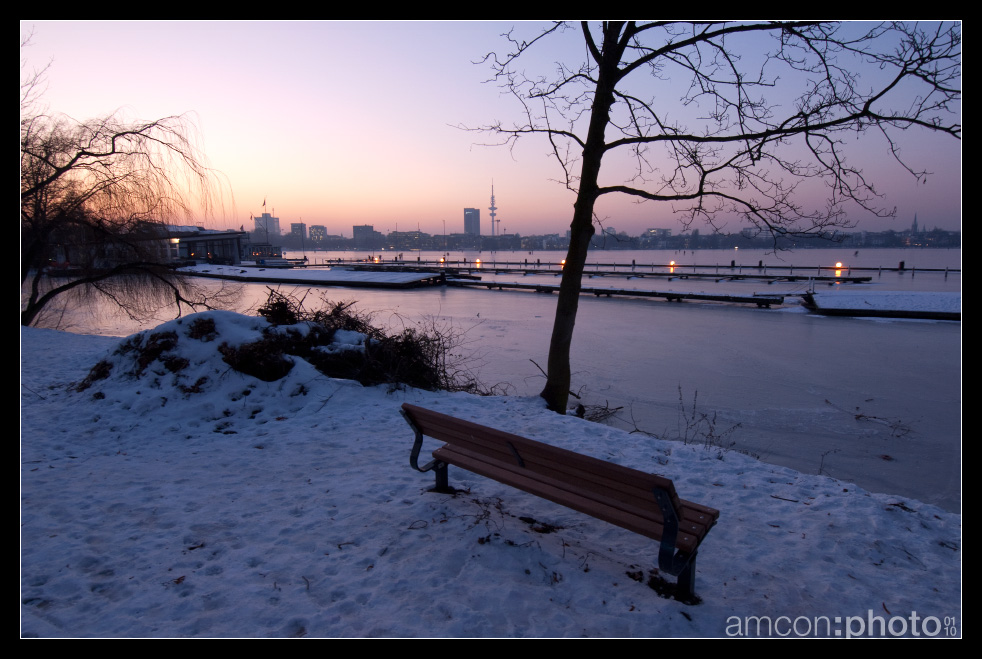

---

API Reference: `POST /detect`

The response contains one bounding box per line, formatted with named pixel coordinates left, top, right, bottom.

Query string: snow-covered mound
left=72, top=309, right=460, bottom=406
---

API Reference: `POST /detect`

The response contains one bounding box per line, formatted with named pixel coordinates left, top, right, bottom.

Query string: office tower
left=464, top=208, right=480, bottom=236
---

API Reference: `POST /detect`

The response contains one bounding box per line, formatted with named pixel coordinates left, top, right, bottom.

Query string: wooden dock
left=183, top=264, right=787, bottom=307
left=801, top=292, right=960, bottom=321
left=448, top=279, right=785, bottom=307
left=182, top=265, right=448, bottom=289
left=346, top=261, right=874, bottom=284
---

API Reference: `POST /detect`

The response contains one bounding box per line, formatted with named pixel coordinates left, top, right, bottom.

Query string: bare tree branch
left=21, top=38, right=236, bottom=327
left=469, top=20, right=960, bottom=413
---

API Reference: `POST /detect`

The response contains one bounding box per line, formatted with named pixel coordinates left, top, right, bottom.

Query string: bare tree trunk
left=539, top=25, right=623, bottom=412
left=540, top=200, right=595, bottom=411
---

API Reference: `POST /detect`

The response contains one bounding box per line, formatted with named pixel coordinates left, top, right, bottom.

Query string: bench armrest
left=402, top=408, right=445, bottom=474
left=652, top=487, right=697, bottom=576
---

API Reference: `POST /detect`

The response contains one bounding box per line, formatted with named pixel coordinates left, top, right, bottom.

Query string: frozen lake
left=31, top=248, right=962, bottom=512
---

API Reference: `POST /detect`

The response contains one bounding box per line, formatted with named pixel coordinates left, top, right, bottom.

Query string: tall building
left=253, top=212, right=281, bottom=239
left=290, top=222, right=307, bottom=240
left=464, top=208, right=481, bottom=236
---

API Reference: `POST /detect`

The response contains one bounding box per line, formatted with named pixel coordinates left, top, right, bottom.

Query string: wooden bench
left=401, top=403, right=719, bottom=603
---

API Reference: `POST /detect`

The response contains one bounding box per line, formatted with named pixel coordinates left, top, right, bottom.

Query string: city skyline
left=21, top=21, right=961, bottom=236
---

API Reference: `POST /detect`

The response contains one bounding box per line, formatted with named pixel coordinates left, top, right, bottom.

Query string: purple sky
left=21, top=21, right=961, bottom=236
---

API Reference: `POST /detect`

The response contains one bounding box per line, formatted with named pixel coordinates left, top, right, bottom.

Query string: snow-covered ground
left=20, top=311, right=962, bottom=637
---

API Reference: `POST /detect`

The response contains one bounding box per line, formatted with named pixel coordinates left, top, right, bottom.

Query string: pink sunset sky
left=21, top=21, right=961, bottom=237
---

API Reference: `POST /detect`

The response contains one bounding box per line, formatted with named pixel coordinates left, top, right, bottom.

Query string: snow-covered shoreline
left=20, top=315, right=962, bottom=637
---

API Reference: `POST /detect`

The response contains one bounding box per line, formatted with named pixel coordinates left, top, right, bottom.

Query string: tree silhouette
left=477, top=21, right=960, bottom=413
left=21, top=37, right=235, bottom=327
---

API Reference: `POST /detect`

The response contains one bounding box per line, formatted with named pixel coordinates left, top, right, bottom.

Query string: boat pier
left=447, top=279, right=785, bottom=307
left=342, top=260, right=877, bottom=284
left=182, top=256, right=958, bottom=314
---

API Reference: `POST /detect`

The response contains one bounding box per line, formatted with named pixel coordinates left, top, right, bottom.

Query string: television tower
left=489, top=183, right=498, bottom=237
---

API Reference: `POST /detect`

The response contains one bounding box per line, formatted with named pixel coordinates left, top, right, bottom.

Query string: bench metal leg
left=652, top=486, right=702, bottom=603
left=675, top=550, right=699, bottom=604
left=433, top=462, right=450, bottom=493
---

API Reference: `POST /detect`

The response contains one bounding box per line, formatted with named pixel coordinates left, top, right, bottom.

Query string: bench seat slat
left=434, top=442, right=717, bottom=537
left=434, top=449, right=700, bottom=553
left=434, top=445, right=709, bottom=552
left=404, top=405, right=686, bottom=511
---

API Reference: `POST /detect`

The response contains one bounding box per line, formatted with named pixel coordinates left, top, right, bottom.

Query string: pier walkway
left=342, top=260, right=879, bottom=284
left=183, top=258, right=956, bottom=311
left=447, top=279, right=785, bottom=307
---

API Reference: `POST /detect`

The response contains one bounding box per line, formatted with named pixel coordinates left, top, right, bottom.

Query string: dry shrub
left=246, top=288, right=484, bottom=392
left=187, top=316, right=218, bottom=341
left=111, top=331, right=179, bottom=376
left=75, top=360, right=112, bottom=392
left=218, top=337, right=296, bottom=382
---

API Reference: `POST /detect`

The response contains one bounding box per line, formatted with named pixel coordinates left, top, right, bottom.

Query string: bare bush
left=671, top=386, right=743, bottom=453
left=247, top=289, right=498, bottom=393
